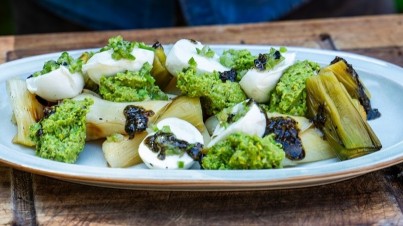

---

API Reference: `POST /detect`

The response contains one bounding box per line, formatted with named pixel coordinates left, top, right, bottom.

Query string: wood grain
left=32, top=171, right=403, bottom=225
left=5, top=15, right=402, bottom=57
left=11, top=170, right=36, bottom=225
left=0, top=167, right=12, bottom=225
left=347, top=46, right=403, bottom=67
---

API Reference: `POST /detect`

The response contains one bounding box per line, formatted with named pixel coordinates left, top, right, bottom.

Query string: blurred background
left=0, top=0, right=402, bottom=36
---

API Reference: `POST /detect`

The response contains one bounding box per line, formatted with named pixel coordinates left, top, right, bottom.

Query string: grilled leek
left=155, top=95, right=205, bottom=133
left=151, top=42, right=173, bottom=89
left=265, top=112, right=335, bottom=164
left=102, top=133, right=146, bottom=168
left=306, top=70, right=381, bottom=160
left=6, top=79, right=44, bottom=147
left=325, top=57, right=380, bottom=120
left=73, top=92, right=171, bottom=140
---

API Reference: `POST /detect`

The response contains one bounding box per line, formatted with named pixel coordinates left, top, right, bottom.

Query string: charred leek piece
left=151, top=41, right=173, bottom=89
left=73, top=92, right=170, bottom=140
left=266, top=112, right=335, bottom=165
left=326, top=57, right=380, bottom=120
left=155, top=95, right=205, bottom=133
left=102, top=133, right=146, bottom=168
left=6, top=79, right=44, bottom=146
left=79, top=52, right=99, bottom=92
left=306, top=71, right=382, bottom=160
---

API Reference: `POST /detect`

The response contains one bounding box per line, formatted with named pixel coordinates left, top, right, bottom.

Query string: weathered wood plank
left=11, top=169, right=36, bottom=225
left=6, top=15, right=402, bottom=56
left=346, top=46, right=403, bottom=67
left=0, top=36, right=14, bottom=64
left=0, top=166, right=12, bottom=225
left=32, top=172, right=403, bottom=226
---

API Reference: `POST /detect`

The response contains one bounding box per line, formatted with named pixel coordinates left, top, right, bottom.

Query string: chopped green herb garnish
left=196, top=46, right=215, bottom=58
left=279, top=46, right=287, bottom=53
left=100, top=36, right=135, bottom=60
left=32, top=52, right=83, bottom=77
left=100, top=36, right=154, bottom=61
left=188, top=57, right=197, bottom=68
left=178, top=161, right=185, bottom=168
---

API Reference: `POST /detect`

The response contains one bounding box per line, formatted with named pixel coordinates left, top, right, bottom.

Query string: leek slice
left=306, top=70, right=382, bottom=160
left=306, top=71, right=381, bottom=160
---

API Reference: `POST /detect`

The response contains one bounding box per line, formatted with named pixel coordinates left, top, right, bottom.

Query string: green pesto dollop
left=202, top=133, right=285, bottom=170
left=29, top=98, right=93, bottom=163
left=100, top=35, right=154, bottom=61
left=176, top=66, right=247, bottom=116
left=268, top=60, right=320, bottom=116
left=219, top=47, right=287, bottom=80
left=99, top=62, right=168, bottom=102
left=220, top=49, right=255, bottom=71
left=219, top=49, right=255, bottom=80
left=32, top=52, right=83, bottom=77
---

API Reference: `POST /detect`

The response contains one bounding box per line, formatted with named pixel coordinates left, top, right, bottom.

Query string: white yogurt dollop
left=208, top=100, right=266, bottom=148
left=165, top=39, right=228, bottom=76
left=26, top=66, right=84, bottom=102
left=239, top=52, right=296, bottom=103
left=139, top=117, right=204, bottom=169
left=82, top=48, right=154, bottom=84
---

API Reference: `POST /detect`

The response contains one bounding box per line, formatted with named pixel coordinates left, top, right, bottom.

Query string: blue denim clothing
left=37, top=0, right=306, bottom=30
left=179, top=0, right=306, bottom=25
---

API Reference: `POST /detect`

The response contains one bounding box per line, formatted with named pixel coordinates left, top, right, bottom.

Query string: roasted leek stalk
left=156, top=95, right=205, bottom=133
left=265, top=112, right=335, bottom=164
left=325, top=57, right=380, bottom=120
left=6, top=79, right=44, bottom=146
left=79, top=52, right=98, bottom=92
left=306, top=71, right=381, bottom=160
left=151, top=41, right=173, bottom=89
left=102, top=133, right=146, bottom=168
left=73, top=92, right=171, bottom=140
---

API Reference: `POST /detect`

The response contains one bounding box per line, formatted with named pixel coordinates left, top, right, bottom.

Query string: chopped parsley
left=100, top=35, right=153, bottom=61
left=196, top=46, right=215, bottom=58
left=32, top=52, right=83, bottom=77
left=188, top=57, right=197, bottom=68
left=254, top=47, right=286, bottom=71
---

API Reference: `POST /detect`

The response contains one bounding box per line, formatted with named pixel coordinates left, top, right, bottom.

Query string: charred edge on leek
left=330, top=57, right=380, bottom=120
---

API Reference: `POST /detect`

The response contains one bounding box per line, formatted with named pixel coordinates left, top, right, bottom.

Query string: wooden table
left=1, top=15, right=403, bottom=225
